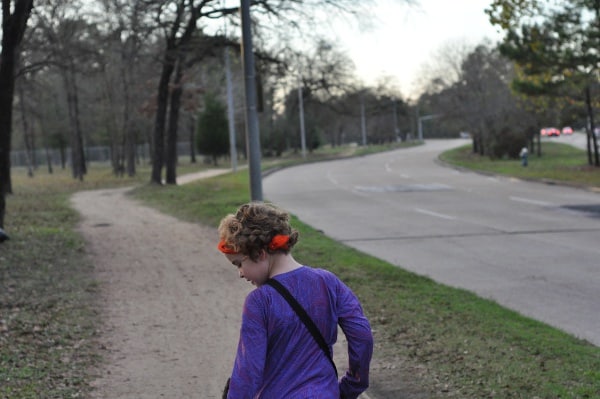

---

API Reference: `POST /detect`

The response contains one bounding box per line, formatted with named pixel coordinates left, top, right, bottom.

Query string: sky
left=330, top=0, right=505, bottom=98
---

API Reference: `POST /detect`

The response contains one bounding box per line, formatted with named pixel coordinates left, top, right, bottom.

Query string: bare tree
left=145, top=0, right=385, bottom=185
left=413, top=39, right=474, bottom=95
left=32, top=2, right=96, bottom=180
left=419, top=43, right=536, bottom=158
left=0, top=0, right=34, bottom=233
left=91, top=0, right=153, bottom=177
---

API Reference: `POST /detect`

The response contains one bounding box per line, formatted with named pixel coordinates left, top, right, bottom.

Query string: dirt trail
left=72, top=179, right=251, bottom=398
left=71, top=170, right=418, bottom=399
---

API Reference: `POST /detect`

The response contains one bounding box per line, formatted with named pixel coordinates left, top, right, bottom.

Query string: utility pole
left=418, top=114, right=442, bottom=142
left=240, top=0, right=263, bottom=201
left=393, top=98, right=400, bottom=142
left=298, top=73, right=307, bottom=159
left=223, top=8, right=237, bottom=172
left=360, top=95, right=367, bottom=146
left=225, top=47, right=238, bottom=172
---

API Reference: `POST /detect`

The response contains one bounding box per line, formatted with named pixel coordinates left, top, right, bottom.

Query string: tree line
left=0, top=0, right=402, bottom=230
left=1, top=0, right=599, bottom=233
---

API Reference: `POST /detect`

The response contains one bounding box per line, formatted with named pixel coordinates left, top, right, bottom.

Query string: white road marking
left=326, top=170, right=339, bottom=186
left=509, top=196, right=552, bottom=206
left=328, top=170, right=370, bottom=197
left=414, top=208, right=456, bottom=220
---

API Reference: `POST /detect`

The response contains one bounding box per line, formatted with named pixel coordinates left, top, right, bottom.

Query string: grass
left=1, top=142, right=599, bottom=398
left=440, top=142, right=600, bottom=189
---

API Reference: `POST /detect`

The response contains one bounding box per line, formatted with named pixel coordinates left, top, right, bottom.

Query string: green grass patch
left=1, top=192, right=97, bottom=397
left=440, top=142, right=600, bottom=188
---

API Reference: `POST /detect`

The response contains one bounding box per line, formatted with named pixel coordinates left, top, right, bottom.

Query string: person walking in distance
left=217, top=202, right=374, bottom=399
left=520, top=146, right=529, bottom=167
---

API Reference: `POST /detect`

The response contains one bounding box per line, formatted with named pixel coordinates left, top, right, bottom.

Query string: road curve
left=264, top=139, right=600, bottom=346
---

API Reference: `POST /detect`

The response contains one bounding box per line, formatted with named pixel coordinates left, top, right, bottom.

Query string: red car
left=561, top=126, right=573, bottom=135
left=541, top=127, right=560, bottom=136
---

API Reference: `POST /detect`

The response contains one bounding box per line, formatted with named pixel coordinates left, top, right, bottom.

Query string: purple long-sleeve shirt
left=227, top=266, right=373, bottom=399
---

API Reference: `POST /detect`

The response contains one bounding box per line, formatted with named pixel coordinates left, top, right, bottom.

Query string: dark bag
left=222, top=377, right=230, bottom=399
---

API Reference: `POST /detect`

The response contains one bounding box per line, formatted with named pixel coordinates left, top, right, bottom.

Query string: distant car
left=542, top=127, right=560, bottom=137
left=561, top=126, right=573, bottom=135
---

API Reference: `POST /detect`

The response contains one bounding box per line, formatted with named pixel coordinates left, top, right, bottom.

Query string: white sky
left=329, top=0, right=504, bottom=98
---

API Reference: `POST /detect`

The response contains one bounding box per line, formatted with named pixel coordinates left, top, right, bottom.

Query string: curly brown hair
left=218, top=202, right=299, bottom=261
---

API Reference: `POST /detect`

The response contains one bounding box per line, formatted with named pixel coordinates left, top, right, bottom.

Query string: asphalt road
left=263, top=138, right=600, bottom=346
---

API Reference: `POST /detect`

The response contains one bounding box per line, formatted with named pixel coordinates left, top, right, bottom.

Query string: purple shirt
left=227, top=266, right=373, bottom=399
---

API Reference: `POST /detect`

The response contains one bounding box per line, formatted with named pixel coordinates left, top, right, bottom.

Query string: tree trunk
left=150, top=51, right=176, bottom=185
left=125, top=125, right=136, bottom=177
left=189, top=114, right=197, bottom=163
left=120, top=48, right=136, bottom=177
left=0, top=27, right=17, bottom=227
left=0, top=0, right=34, bottom=229
left=63, top=62, right=87, bottom=180
left=585, top=86, right=599, bottom=166
left=39, top=117, right=53, bottom=174
left=165, top=55, right=184, bottom=185
left=17, top=80, right=34, bottom=177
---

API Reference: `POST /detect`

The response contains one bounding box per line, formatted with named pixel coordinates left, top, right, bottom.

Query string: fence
left=10, top=142, right=195, bottom=168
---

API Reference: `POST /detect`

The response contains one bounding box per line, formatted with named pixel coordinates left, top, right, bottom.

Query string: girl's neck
left=268, top=253, right=302, bottom=278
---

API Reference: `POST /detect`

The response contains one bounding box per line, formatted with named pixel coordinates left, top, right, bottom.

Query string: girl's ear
left=259, top=249, right=268, bottom=260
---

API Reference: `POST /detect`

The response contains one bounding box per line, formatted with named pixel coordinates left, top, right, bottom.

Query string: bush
left=489, top=127, right=527, bottom=159
left=196, top=93, right=229, bottom=165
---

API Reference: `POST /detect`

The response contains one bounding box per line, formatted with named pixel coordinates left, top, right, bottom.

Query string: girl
left=218, top=202, right=373, bottom=399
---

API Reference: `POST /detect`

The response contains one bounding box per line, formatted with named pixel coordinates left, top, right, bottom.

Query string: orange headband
left=268, top=234, right=290, bottom=251
left=217, top=234, right=290, bottom=254
left=217, top=240, right=238, bottom=254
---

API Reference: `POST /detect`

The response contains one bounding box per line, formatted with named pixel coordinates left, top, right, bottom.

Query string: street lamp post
left=222, top=0, right=237, bottom=172
left=418, top=114, right=442, bottom=141
left=360, top=95, right=367, bottom=146
left=297, top=73, right=307, bottom=159
left=223, top=37, right=237, bottom=171
left=393, top=98, right=400, bottom=141
left=240, top=0, right=262, bottom=201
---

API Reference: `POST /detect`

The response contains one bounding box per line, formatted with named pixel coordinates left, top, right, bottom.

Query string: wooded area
left=1, top=0, right=600, bottom=231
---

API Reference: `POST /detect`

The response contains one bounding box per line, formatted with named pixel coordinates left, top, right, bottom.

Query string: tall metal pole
left=393, top=98, right=400, bottom=142
left=223, top=11, right=237, bottom=172
left=418, top=114, right=442, bottom=142
left=225, top=48, right=238, bottom=172
left=298, top=74, right=307, bottom=159
left=240, top=0, right=263, bottom=201
left=360, top=96, right=367, bottom=146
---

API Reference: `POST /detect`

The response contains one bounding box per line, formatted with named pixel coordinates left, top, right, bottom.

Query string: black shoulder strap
left=266, top=278, right=338, bottom=377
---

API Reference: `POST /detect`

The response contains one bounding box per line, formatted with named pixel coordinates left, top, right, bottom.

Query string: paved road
left=264, top=139, right=600, bottom=346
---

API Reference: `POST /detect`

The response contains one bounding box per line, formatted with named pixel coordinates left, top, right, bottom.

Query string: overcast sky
left=331, top=0, right=504, bottom=98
